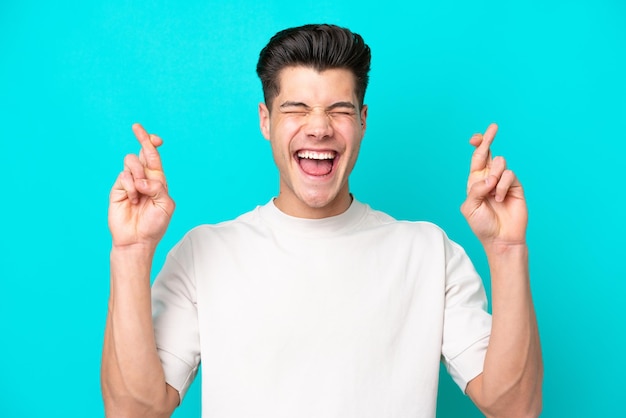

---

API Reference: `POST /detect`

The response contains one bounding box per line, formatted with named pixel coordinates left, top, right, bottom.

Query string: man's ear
left=360, top=104, right=368, bottom=134
left=259, top=103, right=270, bottom=140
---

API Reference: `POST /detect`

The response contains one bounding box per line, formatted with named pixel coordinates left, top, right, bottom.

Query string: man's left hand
left=461, top=123, right=528, bottom=249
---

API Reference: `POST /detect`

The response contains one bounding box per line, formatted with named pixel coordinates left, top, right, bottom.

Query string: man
left=101, top=24, right=542, bottom=417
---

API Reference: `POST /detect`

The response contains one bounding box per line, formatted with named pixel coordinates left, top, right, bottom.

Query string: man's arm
left=461, top=124, right=543, bottom=417
left=101, top=124, right=179, bottom=417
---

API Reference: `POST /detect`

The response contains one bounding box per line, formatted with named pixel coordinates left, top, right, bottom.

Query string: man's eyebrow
left=326, top=101, right=357, bottom=110
left=279, top=101, right=310, bottom=109
left=279, top=101, right=357, bottom=110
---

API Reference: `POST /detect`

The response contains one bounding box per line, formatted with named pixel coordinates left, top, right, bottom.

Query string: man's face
left=259, top=66, right=368, bottom=219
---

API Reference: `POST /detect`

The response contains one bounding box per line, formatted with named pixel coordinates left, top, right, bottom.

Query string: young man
left=102, top=24, right=542, bottom=417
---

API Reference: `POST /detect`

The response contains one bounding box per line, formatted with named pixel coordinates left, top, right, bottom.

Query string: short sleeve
left=152, top=238, right=201, bottom=401
left=440, top=238, right=492, bottom=393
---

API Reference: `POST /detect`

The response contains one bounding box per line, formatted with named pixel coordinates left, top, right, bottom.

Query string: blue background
left=1, top=1, right=624, bottom=416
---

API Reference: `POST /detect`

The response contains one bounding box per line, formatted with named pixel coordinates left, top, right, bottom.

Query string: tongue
left=300, top=158, right=333, bottom=176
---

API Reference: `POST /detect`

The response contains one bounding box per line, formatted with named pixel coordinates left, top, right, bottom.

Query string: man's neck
left=273, top=193, right=353, bottom=219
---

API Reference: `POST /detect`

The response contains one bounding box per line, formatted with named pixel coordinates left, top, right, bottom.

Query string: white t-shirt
left=152, top=199, right=491, bottom=417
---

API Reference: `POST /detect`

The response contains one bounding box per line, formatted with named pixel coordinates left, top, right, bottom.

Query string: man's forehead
left=274, top=66, right=358, bottom=103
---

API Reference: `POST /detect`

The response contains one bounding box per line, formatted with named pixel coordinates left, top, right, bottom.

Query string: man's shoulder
left=190, top=205, right=264, bottom=233
left=361, top=203, right=447, bottom=237
left=171, top=204, right=265, bottom=249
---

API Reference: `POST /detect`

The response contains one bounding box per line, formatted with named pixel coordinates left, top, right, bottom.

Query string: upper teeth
left=297, top=151, right=335, bottom=160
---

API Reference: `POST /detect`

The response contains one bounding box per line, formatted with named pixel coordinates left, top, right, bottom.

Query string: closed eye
left=326, top=102, right=357, bottom=118
left=278, top=101, right=357, bottom=118
left=282, top=110, right=308, bottom=116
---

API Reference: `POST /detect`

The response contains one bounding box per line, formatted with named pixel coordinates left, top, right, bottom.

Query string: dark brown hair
left=256, top=24, right=371, bottom=110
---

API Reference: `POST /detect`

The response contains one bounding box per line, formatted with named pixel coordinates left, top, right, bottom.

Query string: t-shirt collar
left=258, top=196, right=367, bottom=237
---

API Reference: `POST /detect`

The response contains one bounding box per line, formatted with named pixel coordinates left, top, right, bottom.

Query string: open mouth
left=296, top=150, right=337, bottom=176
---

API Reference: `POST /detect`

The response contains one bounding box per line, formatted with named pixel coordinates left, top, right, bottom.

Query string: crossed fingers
left=469, top=123, right=497, bottom=176
left=134, top=124, right=164, bottom=172
left=115, top=124, right=167, bottom=204
left=467, top=123, right=519, bottom=203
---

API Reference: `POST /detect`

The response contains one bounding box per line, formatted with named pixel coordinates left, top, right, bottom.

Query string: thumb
left=461, top=175, right=497, bottom=216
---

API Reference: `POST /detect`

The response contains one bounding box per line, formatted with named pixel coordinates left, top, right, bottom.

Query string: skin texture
left=102, top=70, right=542, bottom=417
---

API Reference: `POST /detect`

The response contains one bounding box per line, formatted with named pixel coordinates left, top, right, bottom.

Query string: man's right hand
left=103, top=123, right=179, bottom=417
left=108, top=123, right=175, bottom=249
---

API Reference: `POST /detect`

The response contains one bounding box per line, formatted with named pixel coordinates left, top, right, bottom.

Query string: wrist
left=483, top=242, right=529, bottom=283
left=483, top=240, right=528, bottom=261
left=110, top=243, right=157, bottom=264
left=109, top=244, right=156, bottom=291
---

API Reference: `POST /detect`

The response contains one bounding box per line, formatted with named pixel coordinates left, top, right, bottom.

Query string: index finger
left=132, top=123, right=164, bottom=172
left=469, top=123, right=498, bottom=173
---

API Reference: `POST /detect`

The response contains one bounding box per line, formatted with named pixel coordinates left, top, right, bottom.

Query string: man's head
left=257, top=24, right=371, bottom=219
left=256, top=24, right=371, bottom=111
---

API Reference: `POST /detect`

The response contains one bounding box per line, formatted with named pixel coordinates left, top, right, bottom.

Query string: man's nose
left=304, top=108, right=333, bottom=139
